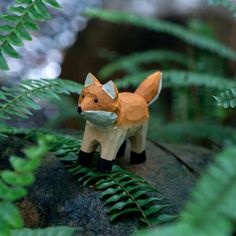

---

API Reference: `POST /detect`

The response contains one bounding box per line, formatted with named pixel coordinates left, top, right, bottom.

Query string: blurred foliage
left=208, top=0, right=236, bottom=17
left=85, top=8, right=236, bottom=60
left=0, top=135, right=71, bottom=236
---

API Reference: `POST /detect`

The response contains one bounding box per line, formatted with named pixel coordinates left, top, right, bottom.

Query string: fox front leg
left=78, top=124, right=98, bottom=166
left=98, top=129, right=126, bottom=172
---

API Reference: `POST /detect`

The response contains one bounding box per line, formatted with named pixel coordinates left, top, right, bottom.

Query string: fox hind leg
left=98, top=130, right=126, bottom=172
left=129, top=123, right=148, bottom=164
left=116, top=140, right=127, bottom=158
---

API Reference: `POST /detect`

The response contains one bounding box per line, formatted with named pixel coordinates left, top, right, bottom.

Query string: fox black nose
left=77, top=107, right=82, bottom=114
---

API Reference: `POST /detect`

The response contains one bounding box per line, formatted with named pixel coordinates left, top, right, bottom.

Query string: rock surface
left=118, top=141, right=214, bottom=212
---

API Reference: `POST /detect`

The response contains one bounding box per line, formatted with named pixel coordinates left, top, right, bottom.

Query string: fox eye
left=94, top=99, right=98, bottom=103
left=81, top=94, right=85, bottom=98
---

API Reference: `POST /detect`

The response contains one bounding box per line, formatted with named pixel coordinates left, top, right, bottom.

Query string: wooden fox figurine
left=77, top=71, right=162, bottom=171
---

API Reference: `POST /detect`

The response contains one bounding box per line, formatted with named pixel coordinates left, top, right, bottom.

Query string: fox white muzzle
left=81, top=110, right=117, bottom=128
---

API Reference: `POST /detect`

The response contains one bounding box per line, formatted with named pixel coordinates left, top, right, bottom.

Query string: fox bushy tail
left=135, top=71, right=162, bottom=105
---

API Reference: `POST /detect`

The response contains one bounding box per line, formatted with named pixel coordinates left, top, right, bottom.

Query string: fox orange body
left=77, top=71, right=162, bottom=171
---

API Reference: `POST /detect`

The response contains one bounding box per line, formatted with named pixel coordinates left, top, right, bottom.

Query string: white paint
left=81, top=110, right=117, bottom=128
left=102, top=80, right=117, bottom=99
left=84, top=73, right=94, bottom=87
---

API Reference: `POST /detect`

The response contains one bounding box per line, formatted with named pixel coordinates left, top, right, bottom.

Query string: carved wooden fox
left=77, top=71, right=162, bottom=171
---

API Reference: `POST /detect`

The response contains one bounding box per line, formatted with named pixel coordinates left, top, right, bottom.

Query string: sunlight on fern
left=0, top=79, right=82, bottom=120
left=0, top=0, right=61, bottom=70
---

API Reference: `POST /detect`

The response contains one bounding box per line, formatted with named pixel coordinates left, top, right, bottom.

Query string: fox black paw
left=130, top=151, right=146, bottom=164
left=78, top=150, right=94, bottom=166
left=97, top=159, right=113, bottom=172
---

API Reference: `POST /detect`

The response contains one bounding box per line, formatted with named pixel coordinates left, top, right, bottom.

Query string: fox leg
left=129, top=122, right=148, bottom=164
left=98, top=129, right=126, bottom=172
left=78, top=124, right=98, bottom=166
left=116, top=140, right=127, bottom=158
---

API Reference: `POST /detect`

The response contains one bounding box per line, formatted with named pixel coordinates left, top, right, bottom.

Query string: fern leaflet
left=85, top=8, right=236, bottom=61
left=0, top=78, right=82, bottom=120
left=214, top=88, right=236, bottom=108
left=0, top=0, right=61, bottom=70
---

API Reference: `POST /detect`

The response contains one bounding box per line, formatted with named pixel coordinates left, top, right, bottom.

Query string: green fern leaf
left=0, top=79, right=82, bottom=120
left=213, top=88, right=236, bottom=108
left=0, top=51, right=9, bottom=70
left=110, top=208, right=140, bottom=222
left=1, top=171, right=34, bottom=186
left=85, top=9, right=236, bottom=61
left=0, top=181, right=26, bottom=201
left=43, top=0, right=62, bottom=9
left=0, top=136, right=53, bottom=236
left=0, top=0, right=61, bottom=71
left=103, top=192, right=128, bottom=205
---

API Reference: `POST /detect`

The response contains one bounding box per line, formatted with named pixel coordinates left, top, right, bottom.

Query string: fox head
left=77, top=73, right=119, bottom=128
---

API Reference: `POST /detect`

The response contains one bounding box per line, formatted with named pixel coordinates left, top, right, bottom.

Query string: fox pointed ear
left=102, top=80, right=118, bottom=99
left=84, top=73, right=101, bottom=87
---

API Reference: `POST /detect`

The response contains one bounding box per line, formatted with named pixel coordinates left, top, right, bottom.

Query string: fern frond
left=69, top=165, right=174, bottom=228
left=0, top=135, right=53, bottom=236
left=99, top=50, right=188, bottom=79
left=85, top=9, right=236, bottom=61
left=0, top=0, right=61, bottom=70
left=214, top=88, right=236, bottom=108
left=116, top=70, right=236, bottom=90
left=0, top=79, right=82, bottom=120
left=209, top=0, right=236, bottom=17
left=137, top=146, right=236, bottom=236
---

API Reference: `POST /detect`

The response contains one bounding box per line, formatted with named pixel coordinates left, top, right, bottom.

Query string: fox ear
left=84, top=73, right=101, bottom=87
left=102, top=80, right=118, bottom=99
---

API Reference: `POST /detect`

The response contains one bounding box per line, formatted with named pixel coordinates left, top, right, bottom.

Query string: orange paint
left=78, top=71, right=162, bottom=128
